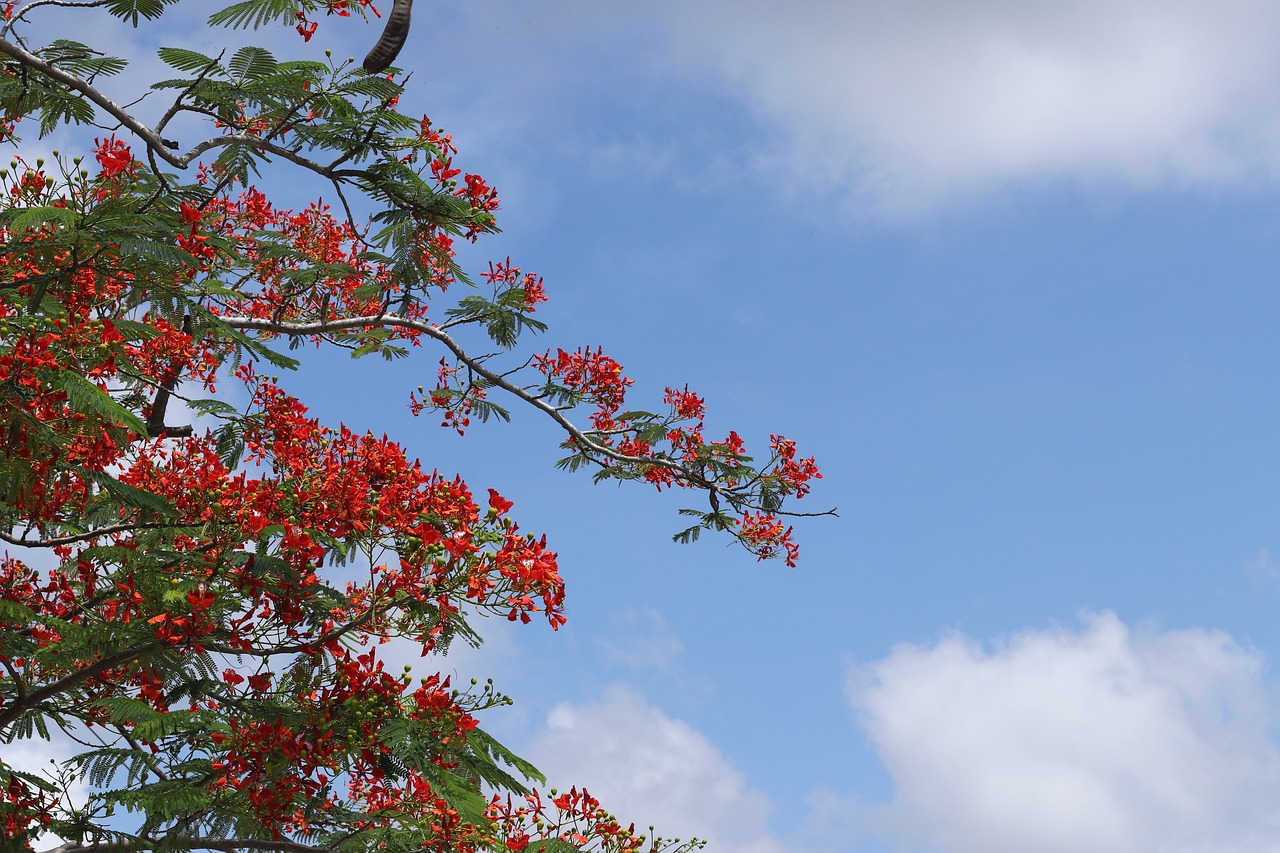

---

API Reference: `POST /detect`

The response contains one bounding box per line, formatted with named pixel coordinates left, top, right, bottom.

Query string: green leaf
left=672, top=524, right=703, bottom=545
left=0, top=599, right=36, bottom=623
left=156, top=47, right=222, bottom=75
left=106, top=0, right=178, bottom=25
left=6, top=204, right=78, bottom=232
left=760, top=488, right=782, bottom=513
left=37, top=40, right=127, bottom=79
left=210, top=140, right=261, bottom=185
left=208, top=0, right=296, bottom=30
left=88, top=696, right=163, bottom=727
left=70, top=747, right=148, bottom=788
left=110, top=318, right=165, bottom=342
left=37, top=88, right=96, bottom=135
left=214, top=423, right=246, bottom=469
left=466, top=727, right=545, bottom=787
left=528, top=840, right=580, bottom=853
left=58, top=371, right=149, bottom=438
left=185, top=398, right=239, bottom=418
left=637, top=423, right=669, bottom=443
left=227, top=46, right=276, bottom=82
left=74, top=467, right=177, bottom=518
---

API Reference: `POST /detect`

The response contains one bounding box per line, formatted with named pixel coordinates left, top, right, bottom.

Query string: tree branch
left=0, top=36, right=184, bottom=163
left=218, top=313, right=835, bottom=519
left=202, top=592, right=418, bottom=658
left=145, top=314, right=193, bottom=438
left=40, top=839, right=337, bottom=853
left=219, top=313, right=662, bottom=469
left=0, top=643, right=156, bottom=730
left=0, top=37, right=348, bottom=177
left=0, top=521, right=191, bottom=548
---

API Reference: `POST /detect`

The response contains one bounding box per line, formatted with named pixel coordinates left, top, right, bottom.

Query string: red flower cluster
left=1, top=776, right=53, bottom=843
left=0, top=56, right=820, bottom=848
left=488, top=786, right=681, bottom=853
left=534, top=347, right=633, bottom=431
left=528, top=354, right=821, bottom=563
left=94, top=137, right=135, bottom=180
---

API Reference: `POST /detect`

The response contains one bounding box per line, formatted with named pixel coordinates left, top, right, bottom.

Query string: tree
left=0, top=2, right=826, bottom=851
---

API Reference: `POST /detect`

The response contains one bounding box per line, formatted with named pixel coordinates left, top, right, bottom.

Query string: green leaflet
left=465, top=726, right=547, bottom=787
left=527, top=840, right=581, bottom=853
left=105, top=0, right=178, bottom=26
left=207, top=0, right=297, bottom=30
left=42, top=41, right=128, bottom=79
left=73, top=466, right=177, bottom=518
left=5, top=204, right=78, bottom=232
left=57, top=370, right=150, bottom=438
left=156, top=47, right=219, bottom=75
left=226, top=46, right=277, bottom=83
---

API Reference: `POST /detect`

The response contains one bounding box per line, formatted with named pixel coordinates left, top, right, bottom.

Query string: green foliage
left=530, top=841, right=584, bottom=853
left=207, top=0, right=306, bottom=30
left=105, top=0, right=179, bottom=26
left=0, top=2, right=731, bottom=851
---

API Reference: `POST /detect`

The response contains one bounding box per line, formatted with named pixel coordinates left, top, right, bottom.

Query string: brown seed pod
left=363, top=0, right=413, bottom=74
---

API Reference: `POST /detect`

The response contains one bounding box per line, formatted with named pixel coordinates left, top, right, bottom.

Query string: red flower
left=487, top=488, right=514, bottom=515
left=94, top=137, right=134, bottom=179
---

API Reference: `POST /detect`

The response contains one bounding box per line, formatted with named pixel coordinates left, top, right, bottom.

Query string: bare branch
left=4, top=0, right=112, bottom=38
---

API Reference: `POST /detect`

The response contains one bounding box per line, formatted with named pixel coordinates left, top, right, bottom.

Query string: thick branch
left=0, top=644, right=156, bottom=730
left=0, top=36, right=184, bottom=165
left=146, top=314, right=193, bottom=438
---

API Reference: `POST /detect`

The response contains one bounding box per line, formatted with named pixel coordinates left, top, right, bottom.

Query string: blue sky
left=18, top=2, right=1280, bottom=851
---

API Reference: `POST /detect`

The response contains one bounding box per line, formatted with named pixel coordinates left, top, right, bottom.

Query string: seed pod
left=363, top=0, right=413, bottom=74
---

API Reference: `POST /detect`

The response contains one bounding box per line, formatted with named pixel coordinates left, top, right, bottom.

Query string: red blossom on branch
left=0, top=8, right=819, bottom=849
left=94, top=137, right=135, bottom=180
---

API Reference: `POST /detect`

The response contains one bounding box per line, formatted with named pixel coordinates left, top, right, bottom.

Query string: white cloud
left=662, top=0, right=1280, bottom=216
left=524, top=686, right=787, bottom=853
left=847, top=612, right=1280, bottom=853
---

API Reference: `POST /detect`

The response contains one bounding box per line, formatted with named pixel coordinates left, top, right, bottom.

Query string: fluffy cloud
left=523, top=686, right=787, bottom=853
left=663, top=0, right=1280, bottom=216
left=29, top=2, right=1280, bottom=216
left=848, top=612, right=1280, bottom=853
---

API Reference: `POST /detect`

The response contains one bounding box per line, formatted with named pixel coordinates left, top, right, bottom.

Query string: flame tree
left=0, top=2, right=826, bottom=851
